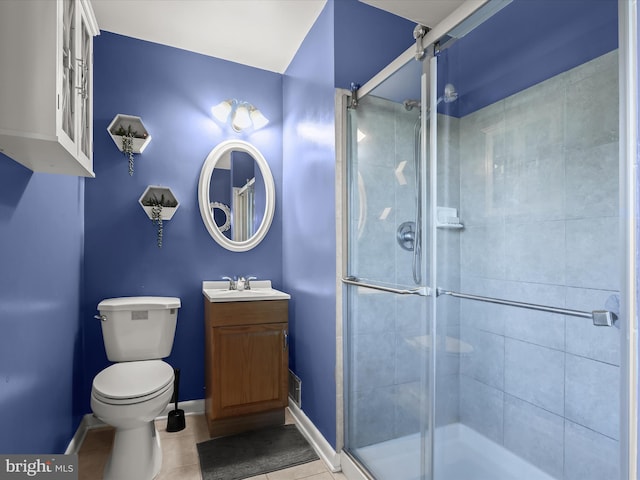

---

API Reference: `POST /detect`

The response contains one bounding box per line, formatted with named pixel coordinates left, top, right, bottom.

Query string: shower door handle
left=437, top=288, right=617, bottom=326
left=342, top=277, right=431, bottom=296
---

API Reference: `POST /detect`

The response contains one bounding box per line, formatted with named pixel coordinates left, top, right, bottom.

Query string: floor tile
left=266, top=460, right=328, bottom=479
left=156, top=463, right=203, bottom=480
left=77, top=413, right=338, bottom=480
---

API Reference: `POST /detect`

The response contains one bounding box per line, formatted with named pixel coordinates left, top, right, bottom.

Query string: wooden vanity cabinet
left=204, top=298, right=289, bottom=437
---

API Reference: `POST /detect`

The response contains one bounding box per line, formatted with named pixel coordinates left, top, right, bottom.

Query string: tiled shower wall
left=456, top=50, right=620, bottom=479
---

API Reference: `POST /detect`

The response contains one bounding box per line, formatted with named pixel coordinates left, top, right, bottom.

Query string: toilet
left=91, top=296, right=181, bottom=480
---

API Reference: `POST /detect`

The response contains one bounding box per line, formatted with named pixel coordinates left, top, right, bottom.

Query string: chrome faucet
left=222, top=276, right=236, bottom=290
left=221, top=275, right=257, bottom=290
left=244, top=276, right=257, bottom=290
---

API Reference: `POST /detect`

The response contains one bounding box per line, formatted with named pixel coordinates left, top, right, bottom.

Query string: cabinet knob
left=283, top=329, right=288, bottom=350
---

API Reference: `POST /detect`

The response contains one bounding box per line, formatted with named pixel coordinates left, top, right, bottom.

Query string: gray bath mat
left=197, top=424, right=319, bottom=480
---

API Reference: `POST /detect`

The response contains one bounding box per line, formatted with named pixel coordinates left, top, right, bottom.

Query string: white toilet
left=91, top=296, right=181, bottom=480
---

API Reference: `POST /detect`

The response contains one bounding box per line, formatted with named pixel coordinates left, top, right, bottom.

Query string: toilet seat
left=92, top=360, right=174, bottom=406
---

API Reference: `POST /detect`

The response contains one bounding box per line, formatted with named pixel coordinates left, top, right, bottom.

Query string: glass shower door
left=342, top=2, right=625, bottom=480
left=431, top=2, right=622, bottom=478
left=343, top=58, right=433, bottom=480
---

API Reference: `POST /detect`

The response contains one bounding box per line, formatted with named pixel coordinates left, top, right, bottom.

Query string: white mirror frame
left=198, top=139, right=275, bottom=252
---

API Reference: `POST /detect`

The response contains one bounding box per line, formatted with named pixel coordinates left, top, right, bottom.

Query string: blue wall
left=333, top=0, right=416, bottom=90
left=0, top=158, right=84, bottom=454
left=81, top=32, right=284, bottom=413
left=0, top=0, right=413, bottom=453
left=283, top=1, right=337, bottom=447
left=440, top=0, right=618, bottom=117
left=282, top=0, right=414, bottom=448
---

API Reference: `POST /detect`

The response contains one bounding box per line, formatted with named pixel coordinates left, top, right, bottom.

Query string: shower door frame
left=336, top=54, right=435, bottom=479
left=618, top=1, right=638, bottom=478
left=336, top=1, right=639, bottom=479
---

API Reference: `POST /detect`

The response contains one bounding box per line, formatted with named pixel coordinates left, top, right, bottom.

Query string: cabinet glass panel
left=61, top=0, right=75, bottom=142
left=79, top=11, right=91, bottom=158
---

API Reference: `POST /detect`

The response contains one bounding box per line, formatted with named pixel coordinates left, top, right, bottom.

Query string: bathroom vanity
left=202, top=281, right=290, bottom=437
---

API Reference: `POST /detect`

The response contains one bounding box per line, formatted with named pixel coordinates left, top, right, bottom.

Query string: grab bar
left=342, top=277, right=431, bottom=296
left=437, top=288, right=617, bottom=327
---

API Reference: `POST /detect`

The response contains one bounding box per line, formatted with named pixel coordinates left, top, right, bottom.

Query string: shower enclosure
left=340, top=1, right=631, bottom=479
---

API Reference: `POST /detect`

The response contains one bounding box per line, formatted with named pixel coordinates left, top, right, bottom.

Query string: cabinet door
left=57, top=0, right=94, bottom=172
left=76, top=1, right=93, bottom=164
left=0, top=0, right=96, bottom=176
left=59, top=0, right=77, bottom=151
left=212, top=323, right=288, bottom=419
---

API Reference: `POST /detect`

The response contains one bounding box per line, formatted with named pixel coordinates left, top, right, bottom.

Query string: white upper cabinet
left=0, top=0, right=99, bottom=177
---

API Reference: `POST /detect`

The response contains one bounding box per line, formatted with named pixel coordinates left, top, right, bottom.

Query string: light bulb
left=250, top=108, right=269, bottom=130
left=211, top=100, right=232, bottom=123
left=232, top=104, right=252, bottom=131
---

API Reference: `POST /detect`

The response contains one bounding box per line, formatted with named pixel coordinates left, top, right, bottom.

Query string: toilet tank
left=97, top=296, right=181, bottom=362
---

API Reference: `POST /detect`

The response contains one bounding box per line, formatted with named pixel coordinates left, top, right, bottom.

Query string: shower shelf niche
left=437, top=223, right=464, bottom=229
left=436, top=207, right=464, bottom=229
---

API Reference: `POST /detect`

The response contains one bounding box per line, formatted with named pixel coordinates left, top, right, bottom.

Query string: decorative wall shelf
left=138, top=185, right=179, bottom=220
left=107, top=114, right=151, bottom=153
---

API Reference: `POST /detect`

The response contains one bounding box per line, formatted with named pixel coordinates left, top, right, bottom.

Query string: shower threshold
left=355, top=423, right=555, bottom=480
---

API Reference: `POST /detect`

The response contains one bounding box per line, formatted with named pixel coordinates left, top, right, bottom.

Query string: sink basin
left=202, top=280, right=290, bottom=303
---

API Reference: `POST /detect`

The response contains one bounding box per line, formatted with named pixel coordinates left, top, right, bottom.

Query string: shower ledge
left=436, top=222, right=464, bottom=229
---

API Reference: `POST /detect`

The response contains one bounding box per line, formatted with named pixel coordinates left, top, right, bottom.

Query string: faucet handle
left=222, top=276, right=236, bottom=290
left=245, top=276, right=257, bottom=290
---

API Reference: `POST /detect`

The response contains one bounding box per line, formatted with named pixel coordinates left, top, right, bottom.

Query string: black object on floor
left=166, top=368, right=185, bottom=432
left=197, top=424, right=319, bottom=480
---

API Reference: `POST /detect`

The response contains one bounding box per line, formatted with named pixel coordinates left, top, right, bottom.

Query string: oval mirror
left=198, top=140, right=275, bottom=252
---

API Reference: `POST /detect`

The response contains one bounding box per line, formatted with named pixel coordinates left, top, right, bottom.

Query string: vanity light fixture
left=211, top=99, right=269, bottom=132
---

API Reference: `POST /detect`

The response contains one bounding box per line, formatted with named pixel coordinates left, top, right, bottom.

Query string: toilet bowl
left=91, top=296, right=180, bottom=480
left=91, top=360, right=175, bottom=480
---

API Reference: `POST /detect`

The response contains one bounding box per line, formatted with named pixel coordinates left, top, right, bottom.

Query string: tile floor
left=77, top=411, right=348, bottom=480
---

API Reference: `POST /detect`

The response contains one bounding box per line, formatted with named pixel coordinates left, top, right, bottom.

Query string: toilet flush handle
left=94, top=314, right=107, bottom=322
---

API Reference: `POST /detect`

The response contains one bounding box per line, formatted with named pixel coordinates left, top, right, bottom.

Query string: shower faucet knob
left=397, top=221, right=417, bottom=251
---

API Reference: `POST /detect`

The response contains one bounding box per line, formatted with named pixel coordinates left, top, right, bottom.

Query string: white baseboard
left=65, top=399, right=206, bottom=455
left=288, top=399, right=341, bottom=472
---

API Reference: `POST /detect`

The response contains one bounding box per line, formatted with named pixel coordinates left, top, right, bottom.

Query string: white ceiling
left=359, top=0, right=468, bottom=29
left=91, top=0, right=467, bottom=74
left=91, top=0, right=327, bottom=74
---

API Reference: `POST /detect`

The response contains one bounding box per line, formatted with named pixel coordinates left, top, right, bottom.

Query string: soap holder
left=436, top=206, right=464, bottom=229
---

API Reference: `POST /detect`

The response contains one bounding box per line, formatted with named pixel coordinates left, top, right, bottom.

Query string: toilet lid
left=93, top=360, right=174, bottom=400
